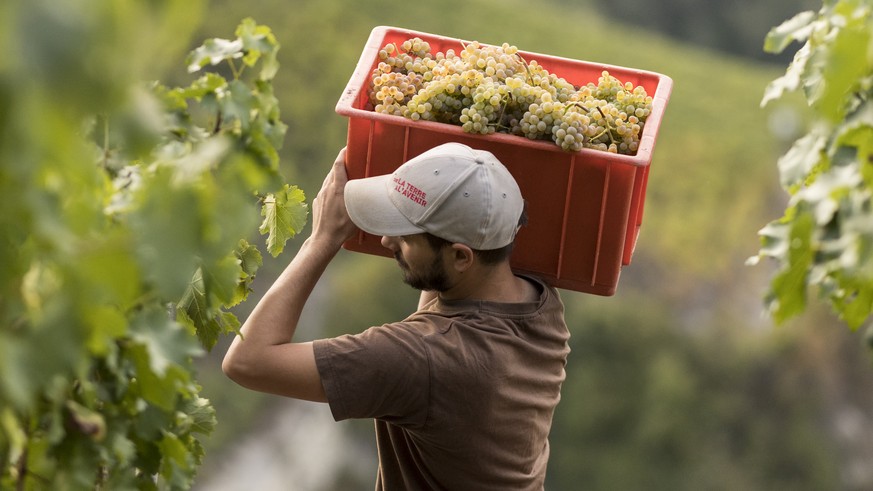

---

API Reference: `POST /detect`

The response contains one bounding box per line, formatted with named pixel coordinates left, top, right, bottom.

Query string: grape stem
left=493, top=93, right=511, bottom=130
left=213, top=111, right=223, bottom=135
left=516, top=53, right=535, bottom=84
left=227, top=58, right=243, bottom=80
left=595, top=106, right=616, bottom=144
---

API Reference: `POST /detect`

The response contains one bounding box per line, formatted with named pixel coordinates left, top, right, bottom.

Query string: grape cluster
left=366, top=37, right=654, bottom=155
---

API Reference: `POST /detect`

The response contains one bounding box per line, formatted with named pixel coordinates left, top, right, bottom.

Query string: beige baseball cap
left=344, top=142, right=524, bottom=250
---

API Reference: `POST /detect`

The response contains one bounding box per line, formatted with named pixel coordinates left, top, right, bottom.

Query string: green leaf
left=178, top=72, right=227, bottom=101
left=182, top=396, right=217, bottom=436
left=221, top=80, right=255, bottom=131
left=176, top=259, right=244, bottom=350
left=130, top=305, right=203, bottom=377
left=203, top=254, right=243, bottom=307
left=213, top=311, right=241, bottom=346
left=84, top=306, right=127, bottom=356
left=837, top=106, right=873, bottom=179
left=761, top=42, right=811, bottom=107
left=236, top=18, right=280, bottom=80
left=233, top=239, right=263, bottom=305
left=768, top=211, right=815, bottom=323
left=814, top=15, right=871, bottom=122
left=776, top=130, right=828, bottom=190
left=236, top=239, right=263, bottom=278
left=836, top=281, right=873, bottom=330
left=130, top=168, right=202, bottom=300
left=259, top=184, right=308, bottom=257
left=127, top=344, right=178, bottom=411
left=757, top=220, right=790, bottom=260
left=763, top=10, right=817, bottom=54
left=73, top=234, right=141, bottom=308
left=247, top=124, right=281, bottom=169
left=186, top=37, right=244, bottom=73
left=158, top=431, right=195, bottom=488
left=792, top=164, right=862, bottom=226
left=176, top=268, right=208, bottom=329
left=178, top=305, right=240, bottom=352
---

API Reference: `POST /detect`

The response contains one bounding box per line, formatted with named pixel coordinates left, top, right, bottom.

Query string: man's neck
left=439, top=262, right=537, bottom=304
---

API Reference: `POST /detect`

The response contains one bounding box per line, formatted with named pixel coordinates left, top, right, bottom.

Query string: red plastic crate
left=335, top=26, right=672, bottom=296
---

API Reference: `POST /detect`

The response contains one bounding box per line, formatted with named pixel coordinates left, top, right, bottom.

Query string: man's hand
left=311, top=147, right=359, bottom=249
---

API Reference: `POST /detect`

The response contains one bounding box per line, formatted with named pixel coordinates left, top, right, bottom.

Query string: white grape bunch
left=366, top=37, right=653, bottom=155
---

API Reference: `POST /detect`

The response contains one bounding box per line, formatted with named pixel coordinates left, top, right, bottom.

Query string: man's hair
left=424, top=201, right=529, bottom=265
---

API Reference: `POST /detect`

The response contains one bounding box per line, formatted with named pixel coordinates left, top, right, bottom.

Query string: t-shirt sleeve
left=312, top=322, right=430, bottom=426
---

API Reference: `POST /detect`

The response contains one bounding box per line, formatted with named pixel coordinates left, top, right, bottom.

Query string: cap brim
left=344, top=174, right=426, bottom=238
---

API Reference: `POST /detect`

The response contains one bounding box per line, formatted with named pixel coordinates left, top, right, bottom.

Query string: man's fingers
left=320, top=147, right=348, bottom=192
left=332, top=147, right=349, bottom=186
left=334, top=147, right=347, bottom=168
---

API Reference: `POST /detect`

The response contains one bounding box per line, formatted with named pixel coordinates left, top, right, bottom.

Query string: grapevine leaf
left=177, top=254, right=244, bottom=349
left=768, top=211, right=815, bottom=324
left=236, top=18, right=280, bottom=80
left=177, top=268, right=208, bottom=329
left=131, top=169, right=201, bottom=301
left=221, top=80, right=254, bottom=131
left=84, top=306, right=127, bottom=356
left=247, top=124, right=281, bottom=169
left=792, top=164, right=862, bottom=226
left=130, top=305, right=203, bottom=377
left=159, top=431, right=195, bottom=488
left=236, top=239, right=263, bottom=278
left=181, top=396, right=217, bottom=435
left=178, top=72, right=227, bottom=101
left=259, top=184, right=308, bottom=257
left=776, top=130, right=828, bottom=190
left=761, top=42, right=811, bottom=107
left=74, top=235, right=141, bottom=308
left=814, top=17, right=870, bottom=122
left=154, top=82, right=189, bottom=111
left=836, top=280, right=873, bottom=330
left=834, top=98, right=873, bottom=181
left=127, top=344, right=180, bottom=411
left=757, top=220, right=790, bottom=260
left=763, top=10, right=817, bottom=54
left=233, top=239, right=263, bottom=305
left=203, top=254, right=243, bottom=307
left=186, top=37, right=243, bottom=73
left=179, top=307, right=240, bottom=351
left=108, top=431, right=137, bottom=466
left=176, top=270, right=222, bottom=350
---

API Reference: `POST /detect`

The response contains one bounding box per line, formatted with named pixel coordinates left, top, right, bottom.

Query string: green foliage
left=0, top=4, right=305, bottom=488
left=751, top=0, right=873, bottom=330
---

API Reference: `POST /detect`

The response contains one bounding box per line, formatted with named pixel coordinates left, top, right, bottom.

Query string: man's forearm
left=236, top=236, right=339, bottom=346
left=222, top=234, right=342, bottom=391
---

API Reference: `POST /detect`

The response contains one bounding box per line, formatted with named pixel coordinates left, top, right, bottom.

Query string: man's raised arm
left=222, top=148, right=358, bottom=402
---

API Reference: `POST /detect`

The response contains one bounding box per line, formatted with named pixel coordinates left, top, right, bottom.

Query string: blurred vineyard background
left=6, top=0, right=873, bottom=489
left=189, top=0, right=873, bottom=489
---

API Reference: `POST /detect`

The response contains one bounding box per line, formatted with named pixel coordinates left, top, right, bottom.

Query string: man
left=223, top=142, right=570, bottom=490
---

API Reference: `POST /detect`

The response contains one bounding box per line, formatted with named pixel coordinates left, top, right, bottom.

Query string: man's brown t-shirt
left=313, top=276, right=570, bottom=490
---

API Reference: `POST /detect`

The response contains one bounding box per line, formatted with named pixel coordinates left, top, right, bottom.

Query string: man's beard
left=395, top=251, right=452, bottom=292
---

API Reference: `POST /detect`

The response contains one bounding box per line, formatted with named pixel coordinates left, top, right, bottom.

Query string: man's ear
left=449, top=243, right=475, bottom=273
